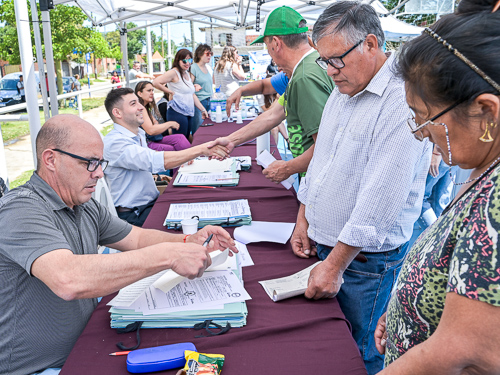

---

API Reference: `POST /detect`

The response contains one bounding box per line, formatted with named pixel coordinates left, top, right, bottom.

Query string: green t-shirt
left=280, top=51, right=334, bottom=158
left=385, top=164, right=500, bottom=365
left=191, top=63, right=213, bottom=101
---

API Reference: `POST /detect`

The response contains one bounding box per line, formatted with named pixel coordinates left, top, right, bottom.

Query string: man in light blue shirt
left=291, top=3, right=430, bottom=374
left=103, top=88, right=228, bottom=226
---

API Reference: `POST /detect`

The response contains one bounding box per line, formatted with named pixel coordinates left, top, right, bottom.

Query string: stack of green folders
left=109, top=267, right=248, bottom=329
left=109, top=302, right=248, bottom=329
left=163, top=199, right=252, bottom=229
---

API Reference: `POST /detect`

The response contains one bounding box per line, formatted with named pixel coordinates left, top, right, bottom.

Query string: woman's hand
left=167, top=121, right=180, bottom=131
left=194, top=84, right=202, bottom=92
left=202, top=109, right=209, bottom=119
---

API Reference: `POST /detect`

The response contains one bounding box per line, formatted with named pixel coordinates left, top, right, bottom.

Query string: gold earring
left=479, top=121, right=497, bottom=143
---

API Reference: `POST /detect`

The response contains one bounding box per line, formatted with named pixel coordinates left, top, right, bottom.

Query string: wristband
left=183, top=235, right=190, bottom=243
left=432, top=152, right=441, bottom=156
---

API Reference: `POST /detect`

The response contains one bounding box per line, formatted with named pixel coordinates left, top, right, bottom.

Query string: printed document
left=176, top=172, right=236, bottom=185
left=140, top=270, right=251, bottom=315
left=166, top=199, right=251, bottom=220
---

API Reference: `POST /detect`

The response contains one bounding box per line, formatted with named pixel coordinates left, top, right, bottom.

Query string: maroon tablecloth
left=60, top=121, right=367, bottom=375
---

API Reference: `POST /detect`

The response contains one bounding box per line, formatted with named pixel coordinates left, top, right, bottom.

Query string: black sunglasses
left=315, top=39, right=365, bottom=70
left=52, top=149, right=108, bottom=172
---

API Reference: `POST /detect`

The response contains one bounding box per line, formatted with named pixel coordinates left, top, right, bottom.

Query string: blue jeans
left=192, top=97, right=210, bottom=134
left=167, top=107, right=195, bottom=139
left=317, top=242, right=409, bottom=375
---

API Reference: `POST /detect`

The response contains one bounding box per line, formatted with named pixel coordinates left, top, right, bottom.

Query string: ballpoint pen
left=203, top=234, right=213, bottom=247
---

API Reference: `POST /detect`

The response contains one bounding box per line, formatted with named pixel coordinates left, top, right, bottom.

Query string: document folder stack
left=173, top=157, right=249, bottom=187
left=163, top=199, right=252, bottom=229
left=108, top=252, right=249, bottom=329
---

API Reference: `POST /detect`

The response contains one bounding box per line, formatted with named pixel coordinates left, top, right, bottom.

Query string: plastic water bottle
left=240, top=100, right=247, bottom=120
left=210, top=87, right=227, bottom=122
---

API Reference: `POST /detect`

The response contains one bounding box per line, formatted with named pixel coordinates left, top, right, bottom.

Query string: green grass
left=10, top=169, right=34, bottom=189
left=100, top=124, right=114, bottom=136
left=1, top=97, right=106, bottom=143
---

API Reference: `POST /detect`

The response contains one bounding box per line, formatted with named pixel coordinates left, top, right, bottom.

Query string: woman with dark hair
left=134, top=81, right=190, bottom=152
left=190, top=44, right=213, bottom=133
left=213, top=45, right=246, bottom=96
left=153, top=49, right=208, bottom=141
left=374, top=0, right=500, bottom=372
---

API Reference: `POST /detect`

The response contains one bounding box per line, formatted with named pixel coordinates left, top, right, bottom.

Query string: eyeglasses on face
left=181, top=58, right=193, bottom=64
left=52, top=149, right=109, bottom=172
left=407, top=99, right=465, bottom=141
left=315, top=39, right=365, bottom=70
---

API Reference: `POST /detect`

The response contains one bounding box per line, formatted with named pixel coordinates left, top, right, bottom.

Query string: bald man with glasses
left=0, top=114, right=237, bottom=375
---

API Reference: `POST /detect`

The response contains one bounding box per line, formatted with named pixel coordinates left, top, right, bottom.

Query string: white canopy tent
left=12, top=0, right=424, bottom=170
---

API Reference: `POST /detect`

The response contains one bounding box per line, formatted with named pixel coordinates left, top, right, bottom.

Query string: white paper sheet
left=107, top=270, right=168, bottom=307
left=152, top=249, right=230, bottom=293
left=234, top=221, right=295, bottom=245
left=179, top=158, right=234, bottom=174
left=256, top=149, right=296, bottom=190
left=140, top=270, right=251, bottom=314
left=235, top=241, right=254, bottom=267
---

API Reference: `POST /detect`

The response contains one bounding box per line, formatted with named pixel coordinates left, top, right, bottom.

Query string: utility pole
left=190, top=20, right=195, bottom=52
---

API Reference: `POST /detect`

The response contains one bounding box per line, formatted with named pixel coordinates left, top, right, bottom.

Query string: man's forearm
left=283, top=145, right=314, bottom=175
left=325, top=241, right=361, bottom=274
left=163, top=144, right=207, bottom=170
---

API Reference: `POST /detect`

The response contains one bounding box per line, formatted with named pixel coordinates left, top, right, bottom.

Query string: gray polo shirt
left=0, top=173, right=132, bottom=374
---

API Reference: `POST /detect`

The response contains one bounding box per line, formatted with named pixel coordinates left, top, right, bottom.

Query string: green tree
left=0, top=1, right=102, bottom=96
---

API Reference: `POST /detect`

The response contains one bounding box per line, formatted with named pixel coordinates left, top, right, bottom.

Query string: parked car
left=62, top=76, right=78, bottom=93
left=0, top=72, right=39, bottom=107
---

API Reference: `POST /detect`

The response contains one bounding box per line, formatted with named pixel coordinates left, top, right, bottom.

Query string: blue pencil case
left=126, top=342, right=196, bottom=373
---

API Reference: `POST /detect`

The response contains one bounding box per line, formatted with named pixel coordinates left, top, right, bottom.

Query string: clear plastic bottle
left=240, top=100, right=247, bottom=119
left=210, top=87, right=228, bottom=122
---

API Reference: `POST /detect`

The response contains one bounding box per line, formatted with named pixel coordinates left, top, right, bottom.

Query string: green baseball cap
left=250, top=6, right=308, bottom=45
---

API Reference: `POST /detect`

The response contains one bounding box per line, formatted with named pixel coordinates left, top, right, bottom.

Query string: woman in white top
left=213, top=46, right=246, bottom=97
left=153, top=49, right=208, bottom=141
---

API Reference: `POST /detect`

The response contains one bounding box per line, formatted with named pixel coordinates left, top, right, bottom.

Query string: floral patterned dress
left=385, top=164, right=500, bottom=365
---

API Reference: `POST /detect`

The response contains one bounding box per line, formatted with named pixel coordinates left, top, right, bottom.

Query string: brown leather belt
left=116, top=206, right=133, bottom=213
left=319, top=244, right=368, bottom=263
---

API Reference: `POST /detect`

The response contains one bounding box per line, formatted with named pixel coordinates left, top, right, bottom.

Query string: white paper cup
left=181, top=218, right=199, bottom=235
left=236, top=111, right=243, bottom=124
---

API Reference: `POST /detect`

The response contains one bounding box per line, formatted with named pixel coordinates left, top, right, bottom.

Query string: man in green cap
left=211, top=6, right=334, bottom=183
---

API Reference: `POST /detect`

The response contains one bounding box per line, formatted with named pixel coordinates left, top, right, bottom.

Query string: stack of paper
left=108, top=251, right=251, bottom=328
left=174, top=157, right=251, bottom=187
left=163, top=199, right=252, bottom=229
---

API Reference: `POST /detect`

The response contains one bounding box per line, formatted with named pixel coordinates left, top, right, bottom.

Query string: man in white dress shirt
left=103, top=88, right=227, bottom=226
left=291, top=2, right=431, bottom=374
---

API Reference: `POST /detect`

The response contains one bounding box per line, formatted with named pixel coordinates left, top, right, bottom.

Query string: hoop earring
left=479, top=121, right=497, bottom=143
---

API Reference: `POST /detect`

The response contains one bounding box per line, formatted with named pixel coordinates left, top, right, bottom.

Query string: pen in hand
left=202, top=234, right=214, bottom=247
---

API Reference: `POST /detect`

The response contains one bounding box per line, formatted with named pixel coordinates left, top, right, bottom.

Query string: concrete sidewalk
left=4, top=104, right=112, bottom=183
